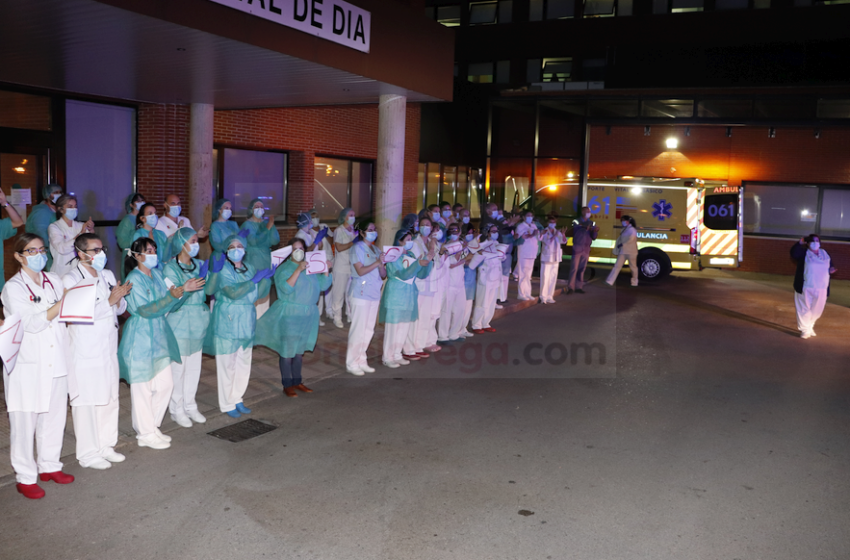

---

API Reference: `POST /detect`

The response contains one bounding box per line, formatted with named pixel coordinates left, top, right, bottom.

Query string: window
left=819, top=189, right=850, bottom=237
left=468, top=61, right=510, bottom=84
left=715, top=0, right=748, bottom=9
left=542, top=58, right=573, bottom=82
left=221, top=148, right=287, bottom=220
left=0, top=91, right=52, bottom=131
left=530, top=0, right=574, bottom=20
left=697, top=99, right=753, bottom=119
left=743, top=184, right=820, bottom=237
left=672, top=0, right=704, bottom=12
left=584, top=0, right=617, bottom=17
left=641, top=99, right=695, bottom=118
left=817, top=99, right=850, bottom=118
left=313, top=157, right=373, bottom=222
left=437, top=5, right=461, bottom=26
left=418, top=164, right=483, bottom=216
left=469, top=1, right=498, bottom=23
left=534, top=158, right=581, bottom=217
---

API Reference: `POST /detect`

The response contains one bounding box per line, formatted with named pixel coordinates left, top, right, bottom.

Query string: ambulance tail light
left=689, top=226, right=699, bottom=255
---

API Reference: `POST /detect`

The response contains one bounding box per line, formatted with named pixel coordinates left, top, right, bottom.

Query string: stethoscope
left=21, top=271, right=58, bottom=304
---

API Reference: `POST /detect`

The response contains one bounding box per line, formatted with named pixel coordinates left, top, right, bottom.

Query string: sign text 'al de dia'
left=208, top=0, right=370, bottom=53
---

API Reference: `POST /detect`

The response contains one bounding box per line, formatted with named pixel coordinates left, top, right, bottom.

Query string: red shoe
left=402, top=354, right=421, bottom=361
left=16, top=483, right=45, bottom=499
left=472, top=329, right=487, bottom=334
left=484, top=327, right=496, bottom=333
left=415, top=352, right=430, bottom=358
left=39, top=471, right=74, bottom=484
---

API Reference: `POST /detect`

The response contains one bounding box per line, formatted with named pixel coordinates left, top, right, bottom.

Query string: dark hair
left=440, top=201, right=451, bottom=208
left=621, top=215, right=637, bottom=228
left=452, top=203, right=463, bottom=211
left=71, top=233, right=102, bottom=266
left=804, top=234, right=820, bottom=244
left=13, top=234, right=44, bottom=270
left=547, top=213, right=559, bottom=221
left=428, top=204, right=441, bottom=212
left=447, top=222, right=461, bottom=233
left=55, top=194, right=77, bottom=220
left=136, top=203, right=157, bottom=228
left=462, top=223, right=476, bottom=236
left=124, top=237, right=157, bottom=277
left=287, top=237, right=306, bottom=252
left=419, top=216, right=434, bottom=229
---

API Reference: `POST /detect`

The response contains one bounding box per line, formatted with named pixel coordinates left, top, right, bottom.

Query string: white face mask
left=312, top=217, right=320, bottom=227
left=434, top=229, right=444, bottom=241
left=292, top=248, right=305, bottom=262
left=90, top=251, right=107, bottom=271
left=420, top=226, right=432, bottom=237
left=490, top=210, right=499, bottom=219
left=525, top=216, right=533, bottom=224
left=442, top=210, right=452, bottom=219
left=347, top=216, right=356, bottom=225
left=146, top=214, right=159, bottom=227
left=548, top=223, right=556, bottom=229
left=404, top=240, right=414, bottom=250
left=490, top=232, right=499, bottom=240
left=221, top=209, right=232, bottom=220
left=228, top=247, right=245, bottom=262
left=168, top=205, right=181, bottom=218
left=809, top=241, right=820, bottom=251
left=583, top=213, right=591, bottom=220
left=465, top=234, right=474, bottom=242
left=135, top=201, right=145, bottom=211
left=432, top=212, right=440, bottom=222
left=65, top=208, right=78, bottom=220
left=253, top=208, right=265, bottom=219
left=462, top=217, right=470, bottom=224
left=26, top=252, right=48, bottom=273
left=187, top=243, right=200, bottom=258
left=142, top=253, right=158, bottom=269
left=51, top=193, right=62, bottom=203
left=449, top=234, right=459, bottom=241
left=365, top=231, right=378, bottom=242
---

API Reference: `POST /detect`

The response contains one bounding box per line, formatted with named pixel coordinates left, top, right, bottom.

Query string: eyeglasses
left=19, top=248, right=48, bottom=256
left=82, top=247, right=107, bottom=255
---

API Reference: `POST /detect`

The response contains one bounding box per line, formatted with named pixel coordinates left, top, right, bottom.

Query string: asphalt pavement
left=1, top=271, right=849, bottom=560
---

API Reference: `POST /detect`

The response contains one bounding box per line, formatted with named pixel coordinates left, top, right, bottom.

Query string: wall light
left=666, top=137, right=678, bottom=149
left=814, top=129, right=821, bottom=139
left=644, top=126, right=651, bottom=136
left=768, top=127, right=776, bottom=138
left=726, top=127, right=733, bottom=138
left=567, top=171, right=575, bottom=178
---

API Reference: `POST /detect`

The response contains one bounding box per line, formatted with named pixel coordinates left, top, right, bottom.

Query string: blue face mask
left=26, top=253, right=48, bottom=273
left=188, top=243, right=200, bottom=258
left=449, top=234, right=459, bottom=241
left=525, top=216, right=533, bottom=224
left=168, top=205, right=181, bottom=218
left=143, top=254, right=158, bottom=269
left=462, top=217, right=470, bottom=224
left=228, top=247, right=245, bottom=262
left=145, top=214, right=158, bottom=227
left=404, top=240, right=414, bottom=250
left=442, top=210, right=452, bottom=219
left=490, top=232, right=499, bottom=240
left=413, top=224, right=419, bottom=232
left=65, top=208, right=78, bottom=220
left=420, top=226, right=432, bottom=237
left=465, top=234, right=474, bottom=242
left=365, top=231, right=378, bottom=242
left=221, top=209, right=232, bottom=220
left=90, top=252, right=107, bottom=271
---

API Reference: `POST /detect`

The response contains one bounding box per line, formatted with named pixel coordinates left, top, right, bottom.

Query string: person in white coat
left=539, top=215, right=568, bottom=304
left=605, top=215, right=639, bottom=287
left=48, top=194, right=95, bottom=279
left=331, top=208, right=358, bottom=328
left=2, top=233, right=75, bottom=499
left=62, top=234, right=132, bottom=470
left=405, top=217, right=444, bottom=356
left=471, top=224, right=505, bottom=333
left=437, top=223, right=473, bottom=343
left=155, top=194, right=209, bottom=241
left=791, top=235, right=837, bottom=339
left=515, top=211, right=541, bottom=301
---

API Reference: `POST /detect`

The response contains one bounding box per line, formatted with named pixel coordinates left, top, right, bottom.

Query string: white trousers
left=72, top=396, right=119, bottom=467
left=499, top=274, right=509, bottom=301
left=540, top=261, right=560, bottom=302
left=9, top=376, right=68, bottom=485
left=517, top=258, right=535, bottom=299
left=383, top=321, right=412, bottom=363
left=130, top=366, right=174, bottom=439
left=438, top=286, right=468, bottom=341
left=426, top=285, right=445, bottom=348
left=170, top=351, right=203, bottom=417
left=330, top=268, right=351, bottom=322
left=407, top=293, right=437, bottom=353
left=255, top=297, right=270, bottom=320
left=346, top=298, right=379, bottom=370
left=461, top=299, right=474, bottom=333
left=795, top=288, right=827, bottom=335
left=606, top=253, right=639, bottom=286
left=472, top=280, right=500, bottom=330
left=216, top=347, right=253, bottom=413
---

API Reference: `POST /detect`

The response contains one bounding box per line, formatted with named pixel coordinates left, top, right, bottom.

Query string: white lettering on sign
left=208, top=0, right=371, bottom=53
left=637, top=232, right=669, bottom=240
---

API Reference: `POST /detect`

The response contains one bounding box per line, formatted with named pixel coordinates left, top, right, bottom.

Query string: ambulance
left=579, top=177, right=744, bottom=281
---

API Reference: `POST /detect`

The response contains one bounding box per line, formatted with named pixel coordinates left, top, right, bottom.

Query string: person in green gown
left=239, top=197, right=279, bottom=318
left=116, top=193, right=146, bottom=281
left=25, top=183, right=63, bottom=271
left=118, top=236, right=205, bottom=450
left=256, top=237, right=332, bottom=398
left=132, top=203, right=170, bottom=267
left=163, top=228, right=210, bottom=428
left=209, top=198, right=239, bottom=259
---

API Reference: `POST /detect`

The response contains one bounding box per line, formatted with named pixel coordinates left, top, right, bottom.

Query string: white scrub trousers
left=216, top=347, right=253, bottom=413
left=170, top=351, right=203, bottom=418
left=331, top=269, right=351, bottom=322
left=130, top=366, right=174, bottom=439
left=72, top=396, right=120, bottom=467
left=471, top=280, right=499, bottom=330
left=539, top=262, right=560, bottom=302
left=795, top=288, right=827, bottom=336
left=9, top=377, right=68, bottom=485
left=461, top=299, right=474, bottom=333
left=606, top=253, right=639, bottom=286
left=517, top=258, right=535, bottom=300
left=438, top=286, right=467, bottom=341
left=499, top=275, right=509, bottom=302
left=346, top=298, right=379, bottom=370
left=383, top=321, right=411, bottom=364
left=408, top=293, right=437, bottom=352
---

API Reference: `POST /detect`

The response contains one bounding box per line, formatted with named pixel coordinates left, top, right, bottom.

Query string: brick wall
left=137, top=104, right=190, bottom=208
left=588, top=124, right=850, bottom=279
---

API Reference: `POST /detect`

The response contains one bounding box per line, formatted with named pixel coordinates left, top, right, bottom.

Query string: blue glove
left=199, top=259, right=210, bottom=278
left=313, top=228, right=328, bottom=246
left=251, top=267, right=274, bottom=284
left=238, top=229, right=250, bottom=239
left=211, top=252, right=226, bottom=273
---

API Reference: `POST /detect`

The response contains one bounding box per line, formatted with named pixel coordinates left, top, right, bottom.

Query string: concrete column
left=189, top=103, right=215, bottom=258
left=375, top=93, right=407, bottom=249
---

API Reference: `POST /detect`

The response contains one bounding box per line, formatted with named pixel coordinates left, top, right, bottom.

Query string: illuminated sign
left=713, top=186, right=738, bottom=194
left=637, top=232, right=669, bottom=240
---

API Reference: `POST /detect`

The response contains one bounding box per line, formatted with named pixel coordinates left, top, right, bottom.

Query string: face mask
left=583, top=213, right=591, bottom=220
left=90, top=252, right=107, bottom=271
left=26, top=253, right=48, bottom=273
left=462, top=217, right=470, bottom=224
left=301, top=224, right=312, bottom=232
left=168, top=205, right=181, bottom=218
left=420, top=226, right=432, bottom=237
left=146, top=214, right=159, bottom=227
left=51, top=193, right=61, bottom=203
left=404, top=241, right=414, bottom=251
left=413, top=224, right=419, bottom=232
left=347, top=216, right=355, bottom=225
left=312, top=217, right=320, bottom=227
left=188, top=243, right=200, bottom=258
left=227, top=247, right=245, bottom=262
left=253, top=208, right=265, bottom=219
left=432, top=212, right=440, bottom=222
left=490, top=232, right=500, bottom=240
left=498, top=213, right=504, bottom=220
left=490, top=211, right=499, bottom=219
left=434, top=229, right=444, bottom=241
left=365, top=231, right=378, bottom=242
left=292, top=248, right=305, bottom=262
left=221, top=209, right=232, bottom=220
left=65, top=208, right=78, bottom=220
left=809, top=241, right=820, bottom=251
left=465, top=234, right=474, bottom=242
left=622, top=222, right=629, bottom=228
left=135, top=201, right=145, bottom=211
left=449, top=234, right=459, bottom=241
left=143, top=254, right=158, bottom=269
left=548, top=223, right=556, bottom=229
left=525, top=217, right=533, bottom=224
left=442, top=210, right=452, bottom=219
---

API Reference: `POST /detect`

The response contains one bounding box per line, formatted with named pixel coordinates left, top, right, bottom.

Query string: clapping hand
left=169, top=285, right=185, bottom=299
left=84, top=217, right=95, bottom=233
left=197, top=225, right=209, bottom=238
left=238, top=229, right=250, bottom=239
left=199, top=259, right=210, bottom=277
left=211, top=252, right=227, bottom=273
left=251, top=267, right=275, bottom=284
left=183, top=277, right=206, bottom=292
left=108, top=281, right=132, bottom=306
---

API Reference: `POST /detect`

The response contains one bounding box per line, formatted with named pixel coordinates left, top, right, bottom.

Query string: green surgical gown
left=0, top=217, right=18, bottom=293
left=239, top=219, right=280, bottom=300
left=379, top=252, right=432, bottom=324
left=25, top=203, right=56, bottom=270
left=203, top=260, right=258, bottom=356
left=163, top=258, right=211, bottom=356
left=210, top=220, right=240, bottom=258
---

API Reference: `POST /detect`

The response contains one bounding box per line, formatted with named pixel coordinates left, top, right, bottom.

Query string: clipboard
left=58, top=278, right=97, bottom=323
left=0, top=313, right=24, bottom=374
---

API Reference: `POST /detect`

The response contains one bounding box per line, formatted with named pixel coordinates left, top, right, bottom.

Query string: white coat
left=1, top=270, right=76, bottom=413
left=613, top=225, right=638, bottom=256
left=155, top=214, right=193, bottom=238
left=540, top=228, right=567, bottom=262
left=48, top=218, right=84, bottom=278
left=62, top=265, right=126, bottom=407
left=515, top=222, right=540, bottom=260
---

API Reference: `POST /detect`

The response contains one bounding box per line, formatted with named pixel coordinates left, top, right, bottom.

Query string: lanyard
left=21, top=271, right=56, bottom=304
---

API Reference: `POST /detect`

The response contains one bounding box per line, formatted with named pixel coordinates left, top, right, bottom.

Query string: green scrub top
left=25, top=203, right=56, bottom=270
left=379, top=251, right=431, bottom=324
left=239, top=219, right=280, bottom=300
left=255, top=260, right=332, bottom=358
left=0, top=217, right=18, bottom=293
left=210, top=220, right=240, bottom=258
left=163, top=258, right=211, bottom=357
left=118, top=267, right=184, bottom=384
left=203, top=259, right=259, bottom=356
left=116, top=214, right=138, bottom=281
left=133, top=228, right=171, bottom=266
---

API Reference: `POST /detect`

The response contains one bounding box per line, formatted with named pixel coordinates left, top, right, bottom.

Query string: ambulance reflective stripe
left=700, top=230, right=737, bottom=255
left=686, top=188, right=700, bottom=229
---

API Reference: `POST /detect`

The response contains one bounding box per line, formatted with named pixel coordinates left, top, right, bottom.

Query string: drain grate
left=207, top=419, right=277, bottom=443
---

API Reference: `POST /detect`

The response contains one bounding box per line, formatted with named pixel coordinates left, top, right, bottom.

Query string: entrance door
left=0, top=150, right=48, bottom=287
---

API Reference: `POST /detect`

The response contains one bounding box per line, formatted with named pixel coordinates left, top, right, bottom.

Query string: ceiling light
left=666, top=138, right=678, bottom=149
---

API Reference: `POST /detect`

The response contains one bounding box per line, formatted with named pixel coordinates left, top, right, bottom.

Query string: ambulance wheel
left=637, top=248, right=671, bottom=282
